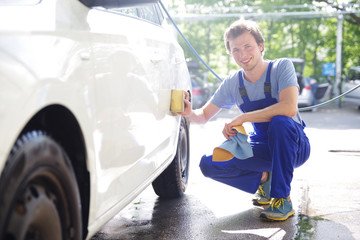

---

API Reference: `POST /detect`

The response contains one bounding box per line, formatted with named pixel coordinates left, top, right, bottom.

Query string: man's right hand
left=178, top=91, right=221, bottom=125
left=178, top=90, right=192, bottom=116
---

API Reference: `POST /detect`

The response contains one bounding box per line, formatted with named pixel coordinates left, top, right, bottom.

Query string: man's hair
left=224, top=20, right=265, bottom=54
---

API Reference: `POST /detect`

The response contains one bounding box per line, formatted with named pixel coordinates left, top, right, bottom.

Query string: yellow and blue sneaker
left=260, top=198, right=295, bottom=221
left=252, top=172, right=272, bottom=206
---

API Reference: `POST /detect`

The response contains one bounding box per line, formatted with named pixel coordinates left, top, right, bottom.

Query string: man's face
left=229, top=31, right=264, bottom=72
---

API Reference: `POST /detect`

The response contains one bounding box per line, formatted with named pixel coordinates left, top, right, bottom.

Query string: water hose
left=298, top=84, right=360, bottom=111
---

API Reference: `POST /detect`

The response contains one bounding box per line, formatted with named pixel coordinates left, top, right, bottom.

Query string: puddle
left=294, top=214, right=324, bottom=240
left=295, top=213, right=357, bottom=240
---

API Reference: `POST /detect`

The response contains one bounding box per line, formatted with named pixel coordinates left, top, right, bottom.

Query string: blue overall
left=199, top=62, right=311, bottom=198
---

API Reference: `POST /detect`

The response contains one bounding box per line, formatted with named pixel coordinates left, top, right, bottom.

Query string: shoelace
left=270, top=198, right=285, bottom=210
left=257, top=185, right=266, bottom=197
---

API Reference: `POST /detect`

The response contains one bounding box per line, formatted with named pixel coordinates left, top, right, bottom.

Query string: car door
left=344, top=67, right=360, bottom=105
left=87, top=3, right=185, bottom=217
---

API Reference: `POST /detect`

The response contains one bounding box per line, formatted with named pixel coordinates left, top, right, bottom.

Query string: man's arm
left=223, top=86, right=298, bottom=139
left=179, top=91, right=221, bottom=124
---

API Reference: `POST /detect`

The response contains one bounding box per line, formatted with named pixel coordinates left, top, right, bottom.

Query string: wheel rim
left=179, top=125, right=189, bottom=183
left=5, top=177, right=67, bottom=240
left=0, top=132, right=82, bottom=240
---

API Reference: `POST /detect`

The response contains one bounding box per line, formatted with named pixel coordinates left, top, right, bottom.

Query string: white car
left=290, top=58, right=332, bottom=110
left=343, top=66, right=360, bottom=109
left=289, top=58, right=313, bottom=108
left=0, top=0, right=191, bottom=239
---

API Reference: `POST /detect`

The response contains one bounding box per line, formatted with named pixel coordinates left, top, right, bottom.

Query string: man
left=180, top=20, right=310, bottom=221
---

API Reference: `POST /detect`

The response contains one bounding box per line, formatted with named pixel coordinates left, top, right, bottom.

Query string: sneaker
left=252, top=172, right=272, bottom=206
left=260, top=198, right=295, bottom=221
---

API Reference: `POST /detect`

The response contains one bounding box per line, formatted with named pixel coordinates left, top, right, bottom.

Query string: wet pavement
left=91, top=104, right=360, bottom=240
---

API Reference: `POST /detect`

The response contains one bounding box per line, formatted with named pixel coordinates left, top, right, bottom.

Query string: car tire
left=0, top=131, right=82, bottom=240
left=152, top=117, right=190, bottom=198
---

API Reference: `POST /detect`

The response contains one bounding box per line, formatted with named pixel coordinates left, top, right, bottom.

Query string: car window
left=291, top=62, right=304, bottom=74
left=348, top=68, right=360, bottom=81
left=293, top=64, right=303, bottom=74
left=112, top=7, right=138, bottom=18
left=109, top=4, right=161, bottom=25
left=137, top=5, right=160, bottom=25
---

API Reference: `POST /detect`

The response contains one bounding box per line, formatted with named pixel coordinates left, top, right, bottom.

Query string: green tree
left=169, top=0, right=360, bottom=82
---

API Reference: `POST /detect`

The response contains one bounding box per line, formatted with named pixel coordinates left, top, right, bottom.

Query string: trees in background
left=170, top=0, right=360, bottom=83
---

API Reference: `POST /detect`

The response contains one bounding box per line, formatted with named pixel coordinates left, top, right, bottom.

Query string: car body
left=289, top=58, right=332, bottom=110
left=289, top=58, right=314, bottom=108
left=0, top=0, right=191, bottom=239
left=309, top=75, right=332, bottom=105
left=343, top=66, right=360, bottom=109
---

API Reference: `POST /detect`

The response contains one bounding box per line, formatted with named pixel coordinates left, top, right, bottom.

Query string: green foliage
left=343, top=20, right=360, bottom=70
left=170, top=0, right=360, bottom=83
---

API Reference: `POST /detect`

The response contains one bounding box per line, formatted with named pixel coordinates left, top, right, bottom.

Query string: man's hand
left=178, top=91, right=221, bottom=124
left=178, top=90, right=192, bottom=116
left=222, top=123, right=237, bottom=140
left=223, top=113, right=247, bottom=140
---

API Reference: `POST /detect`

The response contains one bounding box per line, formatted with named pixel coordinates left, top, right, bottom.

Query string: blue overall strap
left=239, top=61, right=273, bottom=102
left=238, top=71, right=250, bottom=103
left=264, top=61, right=273, bottom=98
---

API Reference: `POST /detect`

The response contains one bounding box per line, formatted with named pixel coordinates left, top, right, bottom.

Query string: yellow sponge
left=170, top=90, right=184, bottom=112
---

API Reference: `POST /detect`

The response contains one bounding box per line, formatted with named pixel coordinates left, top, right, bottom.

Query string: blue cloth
left=217, top=132, right=253, bottom=159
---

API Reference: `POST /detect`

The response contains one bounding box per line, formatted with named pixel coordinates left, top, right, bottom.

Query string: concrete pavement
left=294, top=105, right=360, bottom=240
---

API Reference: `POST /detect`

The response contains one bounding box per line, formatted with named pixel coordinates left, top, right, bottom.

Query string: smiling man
left=180, top=20, right=311, bottom=221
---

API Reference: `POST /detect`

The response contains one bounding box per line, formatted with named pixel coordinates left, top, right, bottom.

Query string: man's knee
left=270, top=115, right=292, bottom=125
left=269, top=115, right=294, bottom=135
left=199, top=155, right=212, bottom=177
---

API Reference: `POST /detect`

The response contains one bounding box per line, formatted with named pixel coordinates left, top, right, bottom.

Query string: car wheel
left=152, top=117, right=190, bottom=198
left=0, top=131, right=82, bottom=240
